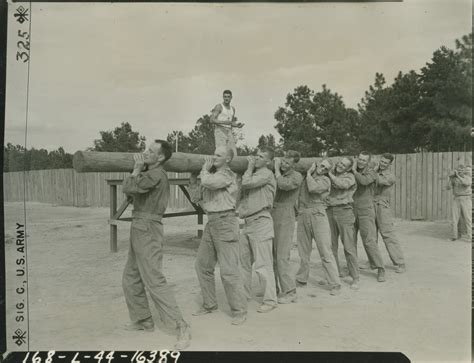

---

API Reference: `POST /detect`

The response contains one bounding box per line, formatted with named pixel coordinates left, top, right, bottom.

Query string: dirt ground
left=4, top=202, right=471, bottom=362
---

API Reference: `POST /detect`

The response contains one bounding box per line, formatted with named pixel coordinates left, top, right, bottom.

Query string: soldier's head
left=379, top=153, right=394, bottom=171
left=356, top=151, right=371, bottom=170
left=256, top=147, right=275, bottom=169
left=281, top=150, right=300, bottom=173
left=316, top=158, right=333, bottom=175
left=335, top=156, right=353, bottom=174
left=144, top=140, right=173, bottom=166
left=223, top=90, right=233, bottom=105
left=213, top=146, right=234, bottom=169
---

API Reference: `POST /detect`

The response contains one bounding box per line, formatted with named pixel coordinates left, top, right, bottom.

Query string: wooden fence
left=3, top=151, right=472, bottom=221
left=3, top=169, right=192, bottom=210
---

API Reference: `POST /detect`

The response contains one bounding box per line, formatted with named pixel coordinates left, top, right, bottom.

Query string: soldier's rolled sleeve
left=200, top=170, right=233, bottom=190
left=354, top=170, right=376, bottom=186
left=330, top=173, right=355, bottom=190
left=241, top=171, right=272, bottom=190
left=306, top=174, right=331, bottom=194
left=458, top=175, right=472, bottom=186
left=376, top=172, right=395, bottom=186
left=188, top=180, right=203, bottom=204
left=276, top=173, right=303, bottom=191
left=123, top=172, right=160, bottom=194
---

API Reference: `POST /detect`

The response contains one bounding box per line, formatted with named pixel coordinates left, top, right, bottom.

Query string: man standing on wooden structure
left=295, top=159, right=342, bottom=296
left=189, top=146, right=248, bottom=325
left=272, top=150, right=303, bottom=304
left=374, top=153, right=406, bottom=273
left=210, top=89, right=243, bottom=156
left=326, top=157, right=359, bottom=290
left=239, top=148, right=278, bottom=313
left=352, top=152, right=386, bottom=282
left=447, top=164, right=472, bottom=242
left=121, top=140, right=191, bottom=350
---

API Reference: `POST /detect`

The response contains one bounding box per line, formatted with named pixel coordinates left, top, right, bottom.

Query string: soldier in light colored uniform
left=447, top=164, right=472, bottom=242
left=210, top=90, right=243, bottom=156
left=296, top=158, right=342, bottom=296
left=374, top=153, right=405, bottom=273
left=272, top=150, right=303, bottom=304
left=326, top=157, right=359, bottom=289
left=352, top=152, right=386, bottom=282
left=189, top=146, right=248, bottom=325
left=239, top=148, right=278, bottom=313
left=122, top=140, right=191, bottom=350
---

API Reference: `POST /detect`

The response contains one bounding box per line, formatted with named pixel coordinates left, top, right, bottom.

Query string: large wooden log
left=73, top=151, right=322, bottom=174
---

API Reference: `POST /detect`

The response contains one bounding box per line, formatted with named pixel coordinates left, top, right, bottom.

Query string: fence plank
left=465, top=151, right=472, bottom=167
left=426, top=153, right=433, bottom=221
left=433, top=153, right=439, bottom=220
left=440, top=153, right=449, bottom=220
left=415, top=153, right=423, bottom=219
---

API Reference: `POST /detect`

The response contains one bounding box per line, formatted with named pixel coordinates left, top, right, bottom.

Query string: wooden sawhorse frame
left=107, top=178, right=204, bottom=252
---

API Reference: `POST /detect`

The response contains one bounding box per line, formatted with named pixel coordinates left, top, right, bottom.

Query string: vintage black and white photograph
left=3, top=1, right=472, bottom=361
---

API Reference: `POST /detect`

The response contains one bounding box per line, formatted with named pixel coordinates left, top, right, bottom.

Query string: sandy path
left=4, top=202, right=471, bottom=362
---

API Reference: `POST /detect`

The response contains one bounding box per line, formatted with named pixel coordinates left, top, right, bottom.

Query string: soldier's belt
left=132, top=211, right=163, bottom=221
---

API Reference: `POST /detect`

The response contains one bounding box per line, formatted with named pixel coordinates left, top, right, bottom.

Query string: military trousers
left=296, top=206, right=341, bottom=288
left=327, top=205, right=359, bottom=281
left=354, top=204, right=385, bottom=269
left=195, top=211, right=247, bottom=317
left=374, top=201, right=405, bottom=266
left=452, top=196, right=472, bottom=240
left=240, top=210, right=277, bottom=306
left=271, top=205, right=297, bottom=296
left=123, top=218, right=185, bottom=328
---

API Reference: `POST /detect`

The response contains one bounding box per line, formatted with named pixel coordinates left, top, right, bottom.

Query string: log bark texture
left=73, top=151, right=322, bottom=174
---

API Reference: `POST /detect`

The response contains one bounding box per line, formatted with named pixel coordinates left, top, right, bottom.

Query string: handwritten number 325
left=17, top=30, right=30, bottom=63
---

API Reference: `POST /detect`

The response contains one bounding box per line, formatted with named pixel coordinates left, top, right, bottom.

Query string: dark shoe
left=257, top=304, right=277, bottom=313
left=231, top=315, right=247, bottom=325
left=318, top=279, right=329, bottom=286
left=125, top=317, right=154, bottom=332
left=377, top=269, right=386, bottom=282
left=277, top=293, right=298, bottom=304
left=174, top=324, right=191, bottom=351
left=296, top=280, right=307, bottom=287
left=192, top=306, right=218, bottom=316
left=450, top=238, right=457, bottom=241
left=395, top=264, right=406, bottom=273
left=330, top=286, right=341, bottom=296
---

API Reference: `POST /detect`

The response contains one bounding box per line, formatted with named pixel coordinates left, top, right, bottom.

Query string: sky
left=5, top=0, right=472, bottom=153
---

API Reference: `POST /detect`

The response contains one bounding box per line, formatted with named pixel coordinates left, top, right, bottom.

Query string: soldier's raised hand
left=203, top=156, right=214, bottom=171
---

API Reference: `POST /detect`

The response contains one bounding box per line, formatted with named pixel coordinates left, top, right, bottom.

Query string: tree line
left=4, top=33, right=471, bottom=172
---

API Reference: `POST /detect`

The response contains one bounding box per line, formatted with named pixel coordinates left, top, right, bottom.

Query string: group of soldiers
left=117, top=90, right=470, bottom=351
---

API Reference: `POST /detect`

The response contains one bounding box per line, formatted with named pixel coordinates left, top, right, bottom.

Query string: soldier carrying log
left=121, top=139, right=191, bottom=350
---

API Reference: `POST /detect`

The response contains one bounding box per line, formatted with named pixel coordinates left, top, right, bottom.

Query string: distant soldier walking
left=447, top=164, right=472, bottom=242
